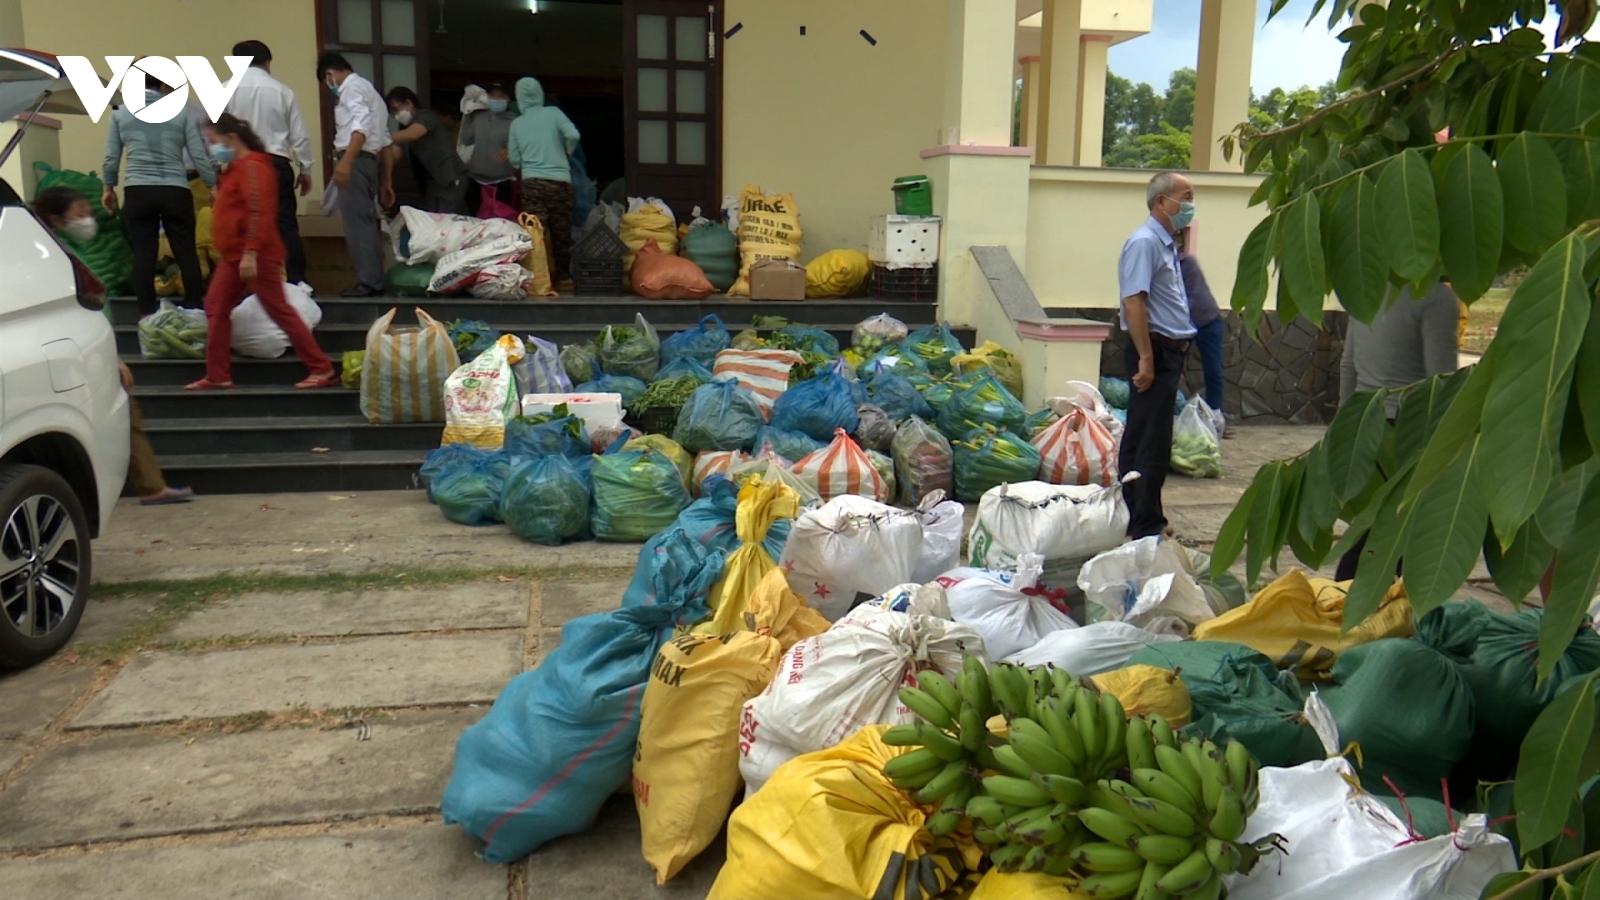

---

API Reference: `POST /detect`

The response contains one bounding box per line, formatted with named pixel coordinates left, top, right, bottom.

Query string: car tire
left=0, top=463, right=91, bottom=669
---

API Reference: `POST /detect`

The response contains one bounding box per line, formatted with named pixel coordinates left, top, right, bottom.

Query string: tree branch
left=1252, top=48, right=1465, bottom=143
left=1486, top=851, right=1600, bottom=900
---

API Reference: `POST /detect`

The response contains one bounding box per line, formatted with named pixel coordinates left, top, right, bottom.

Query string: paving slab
left=72, top=596, right=159, bottom=647
left=526, top=795, right=723, bottom=900
left=0, top=708, right=479, bottom=850
left=163, top=582, right=529, bottom=641
left=0, top=822, right=505, bottom=899
left=73, top=633, right=521, bottom=728
left=0, top=662, right=96, bottom=740
left=0, top=738, right=24, bottom=774
left=540, top=578, right=630, bottom=627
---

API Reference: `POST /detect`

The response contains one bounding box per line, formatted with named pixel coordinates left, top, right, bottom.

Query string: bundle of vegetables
left=773, top=324, right=841, bottom=357
left=857, top=347, right=930, bottom=381
left=1170, top=399, right=1222, bottom=479
left=939, top=374, right=1028, bottom=440
left=137, top=304, right=207, bottom=359
left=628, top=377, right=700, bottom=416
left=786, top=351, right=837, bottom=385
left=653, top=356, right=713, bottom=385
left=598, top=313, right=661, bottom=381
left=953, top=427, right=1041, bottom=501
left=560, top=341, right=599, bottom=387
left=903, top=323, right=966, bottom=375
left=731, top=329, right=765, bottom=350
left=852, top=313, right=908, bottom=354
left=1025, top=408, right=1060, bottom=439
left=447, top=318, right=499, bottom=360
left=1099, top=377, right=1131, bottom=410
left=892, top=416, right=954, bottom=504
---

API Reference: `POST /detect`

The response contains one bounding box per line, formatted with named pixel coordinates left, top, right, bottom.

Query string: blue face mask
left=209, top=143, right=236, bottom=165
left=325, top=78, right=340, bottom=96
left=487, top=99, right=508, bottom=114
left=1169, top=199, right=1195, bottom=231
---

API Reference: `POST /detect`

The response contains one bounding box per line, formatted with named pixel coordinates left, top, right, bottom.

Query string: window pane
left=339, top=0, right=373, bottom=44
left=638, top=14, right=668, bottom=59
left=383, top=55, right=417, bottom=94
left=676, top=121, right=705, bottom=166
left=381, top=0, right=415, bottom=46
left=346, top=52, right=375, bottom=85
left=676, top=69, right=705, bottom=114
left=639, top=120, right=668, bottom=164
left=638, top=68, right=668, bottom=113
left=676, top=16, right=707, bottom=62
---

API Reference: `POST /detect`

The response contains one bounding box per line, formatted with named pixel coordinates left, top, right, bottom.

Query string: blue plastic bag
left=433, top=450, right=512, bottom=525
left=500, top=454, right=591, bottom=545
left=673, top=380, right=764, bottom=453
left=420, top=442, right=486, bottom=503
left=953, top=429, right=1041, bottom=502
left=577, top=373, right=649, bottom=407
left=591, top=449, right=692, bottom=541
left=751, top=425, right=824, bottom=465
left=620, top=477, right=790, bottom=609
left=441, top=528, right=725, bottom=862
left=903, top=323, right=966, bottom=376
left=866, top=371, right=934, bottom=422
left=770, top=371, right=860, bottom=441
left=504, top=414, right=591, bottom=462
left=659, top=314, right=730, bottom=367
left=517, top=335, right=572, bottom=394
left=1099, top=376, right=1131, bottom=410
left=939, top=374, right=1028, bottom=439
left=776, top=324, right=840, bottom=357
left=447, top=319, right=499, bottom=360
left=653, top=356, right=713, bottom=385
left=857, top=346, right=930, bottom=380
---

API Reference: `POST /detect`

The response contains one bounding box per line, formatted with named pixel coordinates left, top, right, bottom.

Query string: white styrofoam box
left=520, top=393, right=624, bottom=432
left=868, top=215, right=941, bottom=268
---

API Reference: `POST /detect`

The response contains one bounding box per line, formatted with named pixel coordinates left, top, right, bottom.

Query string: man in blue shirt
left=1117, top=171, right=1197, bottom=538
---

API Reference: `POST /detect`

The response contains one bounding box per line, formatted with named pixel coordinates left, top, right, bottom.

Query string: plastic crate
left=870, top=263, right=938, bottom=302
left=892, top=175, right=933, bottom=216
left=627, top=405, right=681, bottom=436
left=573, top=258, right=624, bottom=296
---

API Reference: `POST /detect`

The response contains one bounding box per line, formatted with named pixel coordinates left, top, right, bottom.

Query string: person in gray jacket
left=459, top=82, right=518, bottom=218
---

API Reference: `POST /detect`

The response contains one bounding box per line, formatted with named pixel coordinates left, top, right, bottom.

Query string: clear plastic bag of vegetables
left=939, top=373, right=1027, bottom=439
left=853, top=403, right=895, bottom=452
left=560, top=341, right=599, bottom=386
left=673, top=379, right=765, bottom=453
left=138, top=301, right=208, bottom=359
left=598, top=312, right=661, bottom=381
left=856, top=346, right=929, bottom=380
left=891, top=416, right=953, bottom=505
left=865, top=371, right=934, bottom=422
left=867, top=450, right=897, bottom=502
left=1171, top=396, right=1223, bottom=478
left=433, top=450, right=513, bottom=526
left=577, top=373, right=649, bottom=407
left=769, top=371, right=859, bottom=441
left=852, top=314, right=907, bottom=353
left=902, top=323, right=966, bottom=375
left=500, top=454, right=592, bottom=545
left=953, top=428, right=1041, bottom=502
left=590, top=448, right=692, bottom=542
left=653, top=356, right=712, bottom=385
left=659, top=314, right=730, bottom=368
left=504, top=409, right=592, bottom=462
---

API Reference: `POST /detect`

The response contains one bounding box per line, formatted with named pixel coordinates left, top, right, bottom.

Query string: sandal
left=140, top=486, right=195, bottom=506
left=295, top=371, right=340, bottom=390
left=185, top=379, right=234, bottom=391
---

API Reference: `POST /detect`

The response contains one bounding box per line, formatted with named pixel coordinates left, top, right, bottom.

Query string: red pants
left=204, top=257, right=331, bottom=384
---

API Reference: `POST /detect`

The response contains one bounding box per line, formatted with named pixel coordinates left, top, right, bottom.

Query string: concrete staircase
left=115, top=295, right=963, bottom=494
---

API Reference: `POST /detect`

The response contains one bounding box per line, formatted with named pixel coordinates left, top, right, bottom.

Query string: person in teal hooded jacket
left=508, top=77, right=580, bottom=286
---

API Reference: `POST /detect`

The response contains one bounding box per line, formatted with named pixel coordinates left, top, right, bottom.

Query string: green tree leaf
left=1275, top=269, right=1301, bottom=327
left=1479, top=871, right=1532, bottom=900
left=1539, top=479, right=1600, bottom=682
left=1401, top=436, right=1490, bottom=617
left=1408, top=361, right=1493, bottom=504
left=1529, top=57, right=1600, bottom=134
left=1436, top=143, right=1505, bottom=304
left=1327, top=465, right=1410, bottom=563
left=1560, top=137, right=1600, bottom=228
left=1246, top=461, right=1286, bottom=588
left=1211, top=475, right=1258, bottom=577
left=1296, top=444, right=1342, bottom=546
left=1499, top=133, right=1570, bottom=255
left=1232, top=215, right=1276, bottom=333
left=1376, top=148, right=1441, bottom=281
left=1486, top=517, right=1557, bottom=607
left=1576, top=291, right=1600, bottom=457
left=1324, top=390, right=1390, bottom=502
left=1516, top=670, right=1600, bottom=849
left=1342, top=471, right=1418, bottom=628
left=1328, top=174, right=1388, bottom=321
left=1394, top=371, right=1470, bottom=470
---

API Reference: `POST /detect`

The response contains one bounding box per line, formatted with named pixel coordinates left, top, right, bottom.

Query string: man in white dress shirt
left=225, top=40, right=314, bottom=285
left=317, top=51, right=390, bottom=297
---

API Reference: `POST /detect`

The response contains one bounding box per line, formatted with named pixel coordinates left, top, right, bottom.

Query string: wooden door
left=624, top=0, right=722, bottom=221
left=316, top=0, right=429, bottom=187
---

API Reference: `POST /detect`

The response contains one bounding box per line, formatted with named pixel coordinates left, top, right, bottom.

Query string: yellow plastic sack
left=1191, top=569, right=1414, bottom=680
left=625, top=434, right=693, bottom=491
left=805, top=249, right=870, bottom=298
left=621, top=202, right=678, bottom=290
left=195, top=206, right=219, bottom=272
left=1091, top=664, right=1193, bottom=727
left=708, top=724, right=983, bottom=900
left=153, top=236, right=183, bottom=296
left=727, top=184, right=802, bottom=297
left=697, top=480, right=801, bottom=635
left=189, top=177, right=210, bottom=215
left=518, top=212, right=558, bottom=297
left=968, top=870, right=1090, bottom=899
left=635, top=568, right=827, bottom=884
left=953, top=341, right=1025, bottom=401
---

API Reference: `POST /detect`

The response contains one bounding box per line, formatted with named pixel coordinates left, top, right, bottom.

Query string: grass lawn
left=1462, top=287, right=1509, bottom=355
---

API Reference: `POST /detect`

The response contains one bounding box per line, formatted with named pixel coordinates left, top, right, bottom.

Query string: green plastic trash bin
left=892, top=175, right=933, bottom=217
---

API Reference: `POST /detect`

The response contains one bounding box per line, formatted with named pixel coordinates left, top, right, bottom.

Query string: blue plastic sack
left=433, top=450, right=512, bottom=525
left=903, top=323, right=966, bottom=376
left=673, top=380, right=764, bottom=453
left=591, top=449, right=692, bottom=541
left=620, top=477, right=790, bottom=609
left=653, top=356, right=713, bottom=385
left=577, top=373, right=648, bottom=407
left=1099, top=376, right=1131, bottom=410
left=866, top=371, right=934, bottom=422
left=659, top=314, right=730, bottom=367
left=770, top=371, right=860, bottom=442
left=776, top=324, right=840, bottom=357
left=447, top=319, right=499, bottom=361
left=504, top=415, right=591, bottom=462
left=939, top=374, right=1028, bottom=439
left=953, top=429, right=1040, bottom=502
left=420, top=442, right=487, bottom=503
left=751, top=425, right=823, bottom=465
left=500, top=454, right=591, bottom=545
left=441, top=529, right=725, bottom=862
left=857, top=346, right=930, bottom=380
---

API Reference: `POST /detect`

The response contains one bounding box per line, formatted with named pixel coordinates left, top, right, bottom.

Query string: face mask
left=145, top=88, right=162, bottom=103
left=1168, top=199, right=1195, bottom=231
left=325, top=78, right=340, bottom=96
left=395, top=109, right=413, bottom=127
left=487, top=99, right=508, bottom=114
left=62, top=217, right=97, bottom=241
left=209, top=142, right=236, bottom=165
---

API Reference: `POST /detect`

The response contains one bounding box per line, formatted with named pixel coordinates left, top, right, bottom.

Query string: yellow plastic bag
left=1191, top=569, right=1414, bottom=679
left=341, top=350, right=364, bottom=390
left=153, top=236, right=183, bottom=296
left=189, top=177, right=210, bottom=215
left=634, top=568, right=826, bottom=884
left=1091, top=664, right=1193, bottom=727
left=707, top=724, right=983, bottom=900
left=625, top=434, right=693, bottom=491
left=953, top=341, right=1025, bottom=401
left=805, top=249, right=870, bottom=298
left=620, top=201, right=677, bottom=290
left=968, top=869, right=1089, bottom=899
left=727, top=184, right=802, bottom=297
left=518, top=212, right=558, bottom=297
left=195, top=206, right=218, bottom=274
left=697, top=479, right=800, bottom=635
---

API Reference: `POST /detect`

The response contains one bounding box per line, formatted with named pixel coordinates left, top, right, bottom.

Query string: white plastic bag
left=396, top=206, right=531, bottom=265
left=441, top=335, right=525, bottom=449
left=1049, top=380, right=1124, bottom=442
left=1171, top=396, right=1223, bottom=479
left=864, top=581, right=954, bottom=618
left=966, top=480, right=1129, bottom=571
left=1225, top=694, right=1515, bottom=900
left=936, top=553, right=1079, bottom=661
left=912, top=491, right=964, bottom=584
left=466, top=262, right=531, bottom=299
left=514, top=335, right=572, bottom=395
left=737, top=606, right=986, bottom=796
left=627, top=195, right=676, bottom=223
left=778, top=495, right=924, bottom=621
left=229, top=282, right=323, bottom=359
left=1034, top=407, right=1119, bottom=487
left=430, top=235, right=532, bottom=294
left=1077, top=536, right=1215, bottom=629
left=1004, top=620, right=1181, bottom=674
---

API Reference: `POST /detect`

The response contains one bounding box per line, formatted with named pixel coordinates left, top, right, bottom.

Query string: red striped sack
left=793, top=428, right=888, bottom=503
left=1034, top=408, right=1118, bottom=487
left=693, top=450, right=748, bottom=493
left=712, top=349, right=804, bottom=420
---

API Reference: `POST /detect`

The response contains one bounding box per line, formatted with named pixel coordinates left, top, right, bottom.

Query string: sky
left=1106, top=0, right=1597, bottom=95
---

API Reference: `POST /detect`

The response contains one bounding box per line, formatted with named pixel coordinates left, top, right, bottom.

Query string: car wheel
left=0, top=464, right=91, bottom=669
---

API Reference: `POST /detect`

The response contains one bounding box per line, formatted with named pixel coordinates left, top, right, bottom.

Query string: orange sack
left=632, top=238, right=716, bottom=300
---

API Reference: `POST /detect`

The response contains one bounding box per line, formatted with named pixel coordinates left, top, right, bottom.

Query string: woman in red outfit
left=186, top=114, right=337, bottom=391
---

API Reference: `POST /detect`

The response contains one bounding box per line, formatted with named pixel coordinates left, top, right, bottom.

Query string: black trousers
left=124, top=185, right=203, bottom=316
left=1119, top=338, right=1189, bottom=539
left=268, top=155, right=307, bottom=285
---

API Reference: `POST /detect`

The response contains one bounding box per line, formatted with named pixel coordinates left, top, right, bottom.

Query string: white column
left=1076, top=36, right=1109, bottom=167
left=1035, top=0, right=1084, bottom=166
left=942, top=0, right=1018, bottom=147
left=1019, top=55, right=1041, bottom=148
left=1191, top=0, right=1255, bottom=172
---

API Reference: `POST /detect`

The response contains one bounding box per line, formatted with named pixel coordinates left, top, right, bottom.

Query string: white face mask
left=395, top=109, right=413, bottom=127
left=63, top=217, right=97, bottom=241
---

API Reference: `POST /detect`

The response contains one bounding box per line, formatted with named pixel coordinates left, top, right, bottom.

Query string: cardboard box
left=749, top=258, right=807, bottom=301
left=520, top=393, right=625, bottom=432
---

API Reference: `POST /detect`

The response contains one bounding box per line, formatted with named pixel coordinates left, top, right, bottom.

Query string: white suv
left=0, top=50, right=128, bottom=667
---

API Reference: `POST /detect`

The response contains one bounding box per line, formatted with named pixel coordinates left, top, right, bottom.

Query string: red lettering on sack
left=631, top=774, right=650, bottom=806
